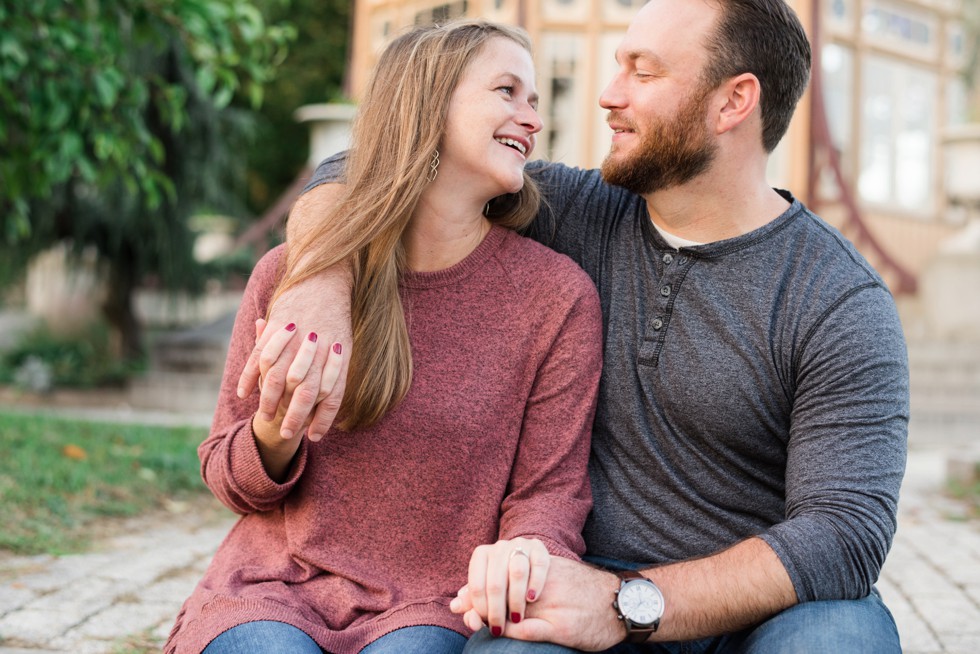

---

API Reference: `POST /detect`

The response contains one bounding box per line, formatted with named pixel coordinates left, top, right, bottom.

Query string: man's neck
left=643, top=166, right=791, bottom=245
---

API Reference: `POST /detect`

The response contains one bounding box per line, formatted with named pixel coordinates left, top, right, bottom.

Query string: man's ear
left=713, top=72, right=761, bottom=136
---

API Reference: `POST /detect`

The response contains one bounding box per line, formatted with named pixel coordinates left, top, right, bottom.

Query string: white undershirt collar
left=652, top=222, right=704, bottom=250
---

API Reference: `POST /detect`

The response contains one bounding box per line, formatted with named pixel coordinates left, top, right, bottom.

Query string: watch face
left=618, top=580, right=664, bottom=627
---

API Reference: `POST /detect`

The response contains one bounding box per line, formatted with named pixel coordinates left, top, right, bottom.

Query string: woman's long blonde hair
left=272, top=20, right=542, bottom=430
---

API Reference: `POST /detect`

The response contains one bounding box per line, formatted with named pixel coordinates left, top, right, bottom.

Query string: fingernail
left=308, top=332, right=318, bottom=343
left=332, top=342, right=342, bottom=355
left=308, top=432, right=321, bottom=442
left=491, top=626, right=502, bottom=637
left=236, top=387, right=245, bottom=398
left=511, top=612, right=521, bottom=624
left=527, top=590, right=536, bottom=601
left=281, top=429, right=294, bottom=440
left=285, top=323, right=296, bottom=332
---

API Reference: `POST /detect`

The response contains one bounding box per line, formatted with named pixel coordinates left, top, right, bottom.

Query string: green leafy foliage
left=0, top=0, right=297, bottom=358
left=241, top=0, right=351, bottom=213
left=0, top=0, right=295, bottom=238
left=0, top=322, right=139, bottom=389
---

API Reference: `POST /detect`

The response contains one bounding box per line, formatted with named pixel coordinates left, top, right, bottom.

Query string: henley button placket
left=640, top=251, right=693, bottom=365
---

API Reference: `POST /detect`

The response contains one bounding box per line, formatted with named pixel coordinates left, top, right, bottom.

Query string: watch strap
left=616, top=569, right=646, bottom=583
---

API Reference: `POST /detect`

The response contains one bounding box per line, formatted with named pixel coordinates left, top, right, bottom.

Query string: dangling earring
left=427, top=150, right=440, bottom=183
left=483, top=202, right=491, bottom=217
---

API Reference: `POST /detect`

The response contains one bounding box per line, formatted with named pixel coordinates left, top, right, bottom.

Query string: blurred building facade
left=340, top=0, right=978, bottom=297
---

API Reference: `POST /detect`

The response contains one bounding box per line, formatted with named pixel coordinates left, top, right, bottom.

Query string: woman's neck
left=403, top=193, right=491, bottom=273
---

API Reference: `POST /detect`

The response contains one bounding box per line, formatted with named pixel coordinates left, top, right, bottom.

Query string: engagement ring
left=510, top=547, right=530, bottom=562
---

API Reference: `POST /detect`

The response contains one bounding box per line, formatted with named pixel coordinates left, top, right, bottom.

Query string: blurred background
left=0, top=0, right=978, bottom=442
left=0, top=2, right=978, bottom=651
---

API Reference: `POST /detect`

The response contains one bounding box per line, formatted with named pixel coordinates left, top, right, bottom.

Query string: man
left=240, top=0, right=908, bottom=651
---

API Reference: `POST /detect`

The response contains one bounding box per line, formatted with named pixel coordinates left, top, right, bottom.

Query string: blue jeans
left=463, top=587, right=901, bottom=653
left=362, top=625, right=467, bottom=653
left=203, top=621, right=322, bottom=654
left=203, top=621, right=467, bottom=654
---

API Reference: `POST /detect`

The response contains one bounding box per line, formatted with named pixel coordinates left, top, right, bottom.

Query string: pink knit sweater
left=166, top=226, right=603, bottom=653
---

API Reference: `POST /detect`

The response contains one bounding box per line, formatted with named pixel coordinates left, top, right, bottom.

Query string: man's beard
left=601, top=85, right=718, bottom=195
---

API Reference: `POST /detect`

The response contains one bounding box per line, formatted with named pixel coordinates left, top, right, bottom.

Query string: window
left=602, top=0, right=645, bottom=23
left=816, top=43, right=856, bottom=198
left=946, top=78, right=968, bottom=127
left=415, top=1, right=468, bottom=25
left=861, top=0, right=938, bottom=60
left=826, top=0, right=854, bottom=34
left=542, top=35, right=584, bottom=162
left=858, top=56, right=937, bottom=213
left=821, top=44, right=855, bottom=164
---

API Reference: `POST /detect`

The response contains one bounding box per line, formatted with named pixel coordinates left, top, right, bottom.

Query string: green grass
left=111, top=629, right=161, bottom=654
left=948, top=478, right=980, bottom=520
left=0, top=410, right=207, bottom=555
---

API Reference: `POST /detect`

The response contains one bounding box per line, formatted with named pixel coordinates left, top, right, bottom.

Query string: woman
left=165, top=20, right=602, bottom=654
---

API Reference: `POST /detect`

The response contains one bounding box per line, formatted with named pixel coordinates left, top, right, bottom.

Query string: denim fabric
left=204, top=622, right=469, bottom=654
left=361, top=625, right=468, bottom=653
left=202, top=621, right=323, bottom=654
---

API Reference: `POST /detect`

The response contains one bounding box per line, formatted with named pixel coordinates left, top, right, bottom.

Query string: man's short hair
left=702, top=0, right=812, bottom=152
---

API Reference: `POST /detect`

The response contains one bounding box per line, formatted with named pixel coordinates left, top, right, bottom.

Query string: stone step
left=152, top=342, right=229, bottom=375
left=127, top=370, right=222, bottom=415
left=909, top=413, right=980, bottom=449
left=905, top=341, right=980, bottom=422
left=909, top=375, right=980, bottom=395
left=910, top=389, right=980, bottom=403
left=148, top=313, right=235, bottom=375
left=906, top=341, right=980, bottom=366
left=911, top=398, right=980, bottom=421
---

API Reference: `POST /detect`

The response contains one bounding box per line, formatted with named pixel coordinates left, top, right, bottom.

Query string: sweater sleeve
left=198, top=247, right=309, bottom=515
left=497, top=274, right=604, bottom=560
left=760, top=283, right=909, bottom=601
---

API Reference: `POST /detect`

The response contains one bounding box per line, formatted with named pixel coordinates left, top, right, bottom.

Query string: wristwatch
left=612, top=570, right=664, bottom=643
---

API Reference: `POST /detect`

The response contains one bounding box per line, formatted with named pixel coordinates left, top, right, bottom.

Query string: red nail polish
left=511, top=612, right=521, bottom=624
left=308, top=332, right=318, bottom=343
left=527, top=590, right=536, bottom=601
left=285, top=323, right=296, bottom=332
left=332, top=342, right=342, bottom=355
left=491, top=626, right=502, bottom=637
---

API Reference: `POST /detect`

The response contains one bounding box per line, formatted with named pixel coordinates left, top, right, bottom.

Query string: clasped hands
left=237, top=313, right=624, bottom=650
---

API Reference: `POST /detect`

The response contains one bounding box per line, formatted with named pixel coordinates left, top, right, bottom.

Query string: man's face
left=598, top=0, right=722, bottom=195
left=600, top=81, right=717, bottom=195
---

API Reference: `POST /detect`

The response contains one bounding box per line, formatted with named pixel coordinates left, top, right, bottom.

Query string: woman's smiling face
left=438, top=37, right=542, bottom=200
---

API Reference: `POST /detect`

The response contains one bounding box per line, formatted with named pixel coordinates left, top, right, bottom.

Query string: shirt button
left=652, top=318, right=664, bottom=330
left=677, top=257, right=688, bottom=266
left=662, top=253, right=673, bottom=265
left=660, top=285, right=671, bottom=297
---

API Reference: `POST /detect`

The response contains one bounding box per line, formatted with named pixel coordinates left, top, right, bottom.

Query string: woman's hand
left=236, top=186, right=353, bottom=441
left=464, top=538, right=551, bottom=636
left=240, top=313, right=349, bottom=442
left=250, top=319, right=344, bottom=481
